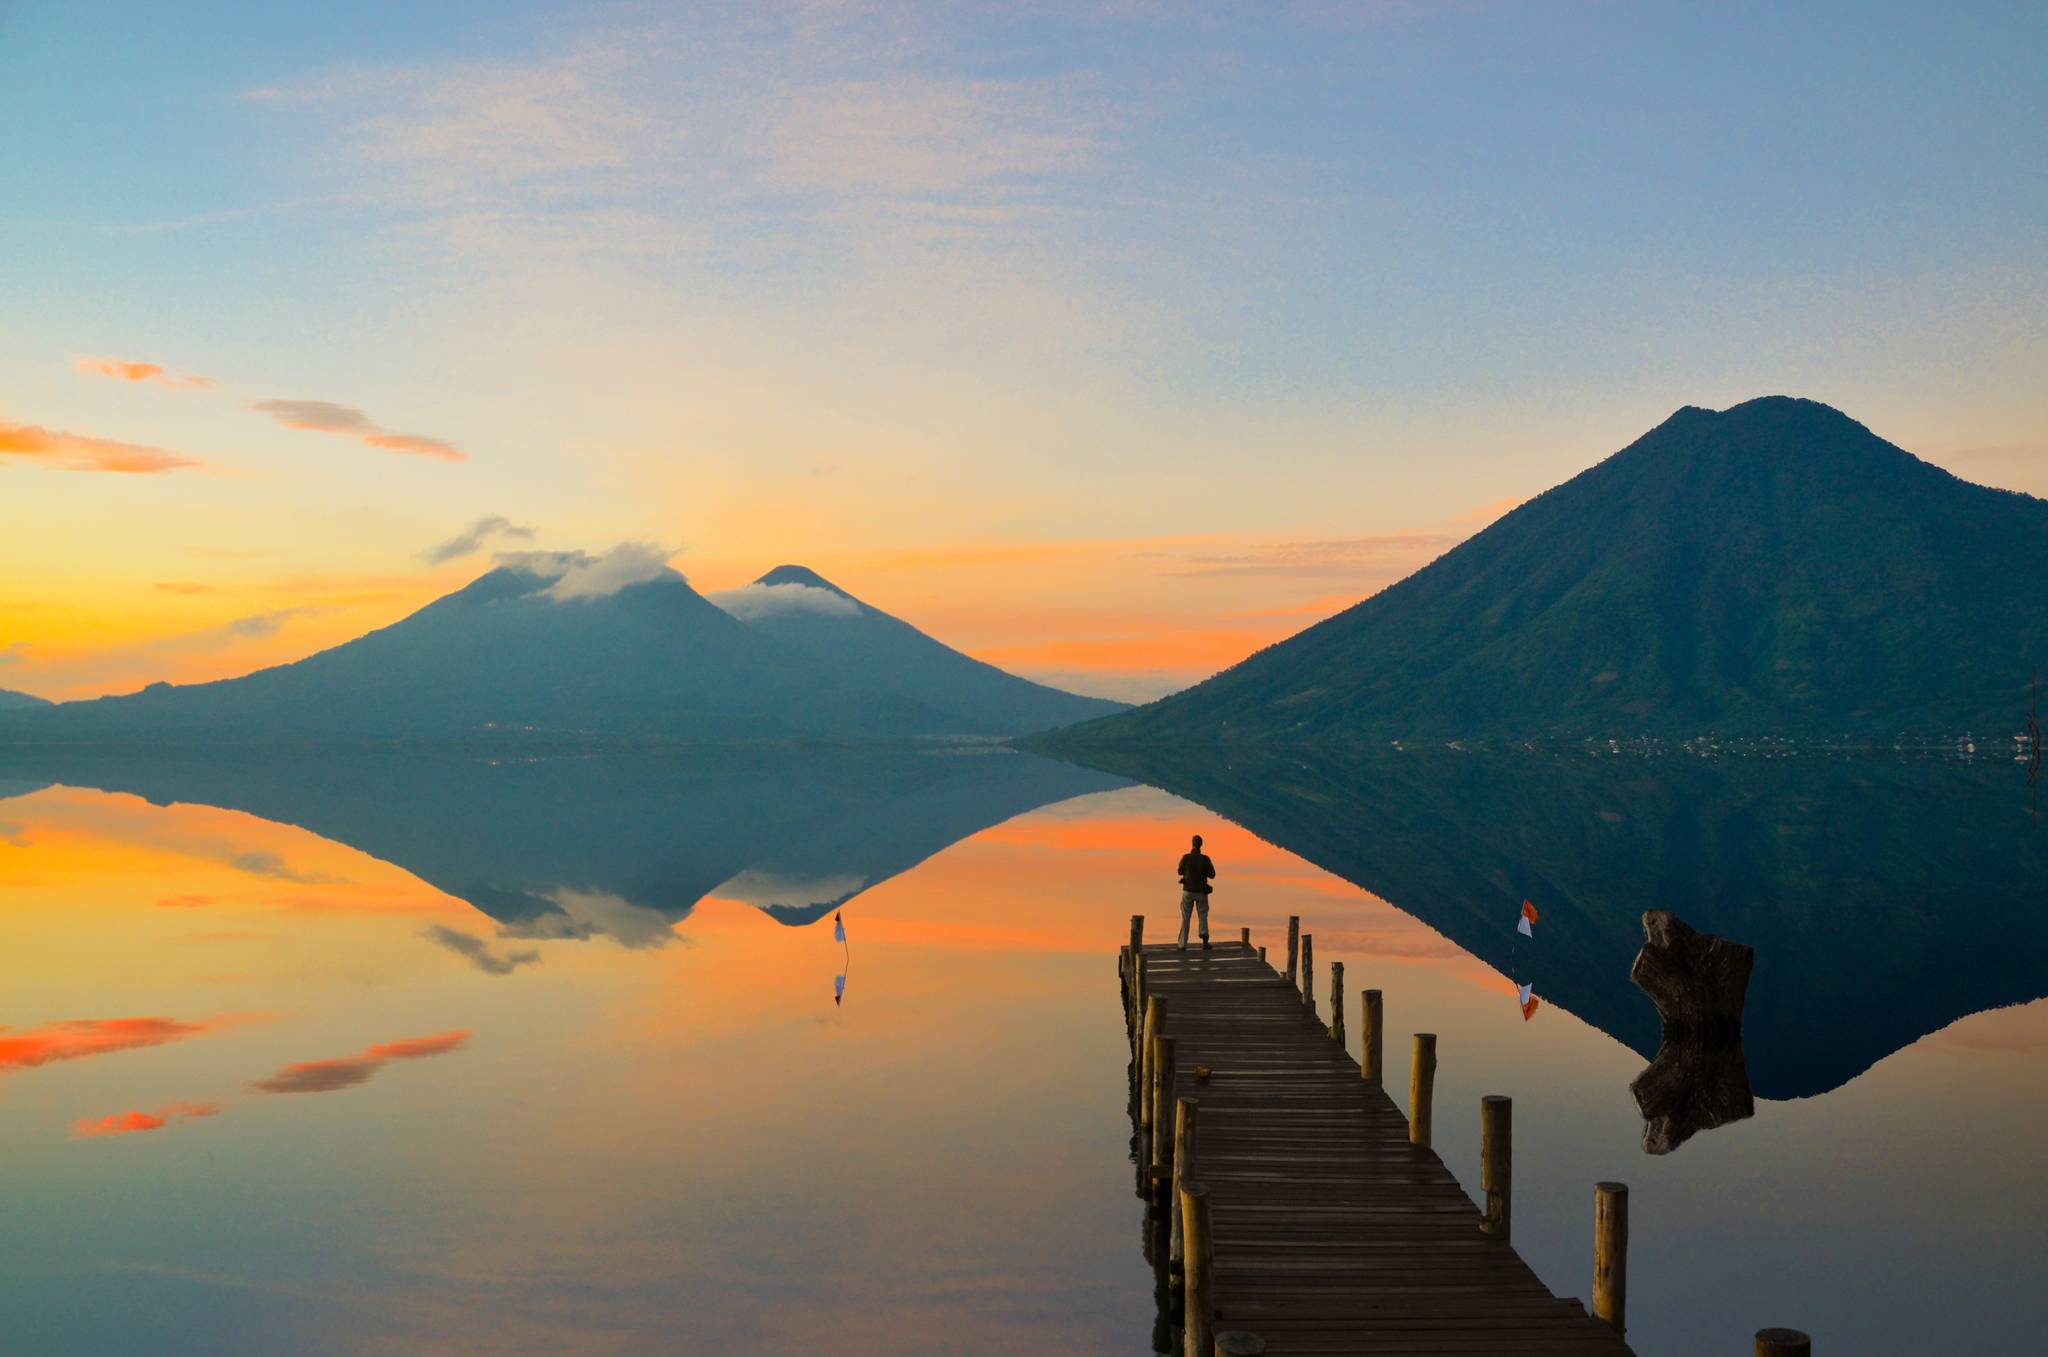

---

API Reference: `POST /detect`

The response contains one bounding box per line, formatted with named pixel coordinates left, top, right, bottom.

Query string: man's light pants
left=1177, top=890, right=1209, bottom=945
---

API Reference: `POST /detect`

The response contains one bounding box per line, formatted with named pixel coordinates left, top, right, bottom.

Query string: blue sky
left=2, top=1, right=2043, bottom=699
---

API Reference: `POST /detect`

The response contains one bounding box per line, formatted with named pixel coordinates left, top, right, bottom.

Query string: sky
left=2, top=0, right=2043, bottom=702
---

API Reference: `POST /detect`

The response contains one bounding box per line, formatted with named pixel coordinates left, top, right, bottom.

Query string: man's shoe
left=1178, top=941, right=1188, bottom=950
left=1202, top=939, right=1211, bottom=949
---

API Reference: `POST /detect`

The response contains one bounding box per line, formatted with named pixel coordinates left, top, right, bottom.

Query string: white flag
left=834, top=914, right=846, bottom=943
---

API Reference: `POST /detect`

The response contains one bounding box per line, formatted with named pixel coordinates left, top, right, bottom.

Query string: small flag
left=1517, top=982, right=1539, bottom=1021
left=1516, top=900, right=1538, bottom=938
left=834, top=973, right=846, bottom=1005
left=834, top=912, right=846, bottom=943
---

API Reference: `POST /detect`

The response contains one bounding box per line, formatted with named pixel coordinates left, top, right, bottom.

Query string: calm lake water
left=1, top=746, right=2042, bottom=1355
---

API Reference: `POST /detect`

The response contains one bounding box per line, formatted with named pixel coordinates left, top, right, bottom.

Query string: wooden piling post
left=1408, top=1033, right=1437, bottom=1147
left=1131, top=952, right=1150, bottom=1051
left=1170, top=1096, right=1200, bottom=1270
left=1301, top=934, right=1315, bottom=1014
left=1285, top=916, right=1300, bottom=985
left=1131, top=914, right=1145, bottom=957
left=1214, top=1335, right=1266, bottom=1356
left=1179, top=1180, right=1214, bottom=1357
left=1479, top=1095, right=1511, bottom=1240
left=1593, top=1181, right=1628, bottom=1335
left=1240, top=925, right=1251, bottom=946
left=1329, top=961, right=1345, bottom=1043
left=1140, top=996, right=1166, bottom=1127
left=1361, top=990, right=1383, bottom=1084
left=1755, top=1329, right=1810, bottom=1356
left=1150, top=1035, right=1177, bottom=1177
left=1257, top=946, right=1266, bottom=964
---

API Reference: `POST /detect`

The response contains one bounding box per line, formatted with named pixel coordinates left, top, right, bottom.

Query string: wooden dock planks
left=1126, top=939, right=1634, bottom=1356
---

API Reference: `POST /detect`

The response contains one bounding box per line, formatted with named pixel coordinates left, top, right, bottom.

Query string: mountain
left=1045, top=397, right=2048, bottom=746
left=709, top=564, right=1125, bottom=735
left=0, top=559, right=1114, bottom=746
left=0, top=689, right=50, bottom=711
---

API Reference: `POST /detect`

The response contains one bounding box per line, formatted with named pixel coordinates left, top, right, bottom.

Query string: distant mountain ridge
left=0, top=689, right=50, bottom=711
left=711, top=564, right=1125, bottom=736
left=1045, top=397, right=2048, bottom=745
left=0, top=560, right=1122, bottom=746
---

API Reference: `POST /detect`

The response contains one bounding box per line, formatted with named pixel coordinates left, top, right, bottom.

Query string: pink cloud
left=73, top=1100, right=222, bottom=1139
left=250, top=1029, right=471, bottom=1094
left=252, top=399, right=463, bottom=462
left=0, top=422, right=204, bottom=474
left=0, top=1017, right=218, bottom=1073
left=73, top=356, right=215, bottom=389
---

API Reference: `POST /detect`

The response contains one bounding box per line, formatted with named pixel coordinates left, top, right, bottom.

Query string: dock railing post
left=1480, top=1095, right=1511, bottom=1240
left=1301, top=934, right=1315, bottom=1015
left=1240, top=925, right=1250, bottom=947
left=1755, top=1328, right=1810, bottom=1356
left=1150, top=1034, right=1177, bottom=1182
left=1131, top=914, right=1145, bottom=957
left=1593, top=1181, right=1629, bottom=1335
left=1361, top=990, right=1383, bottom=1084
left=1170, top=1096, right=1200, bottom=1273
left=1408, top=1033, right=1437, bottom=1147
left=1140, top=996, right=1166, bottom=1128
left=1329, top=961, right=1345, bottom=1043
left=1179, top=1180, right=1214, bottom=1357
left=1285, top=916, right=1300, bottom=985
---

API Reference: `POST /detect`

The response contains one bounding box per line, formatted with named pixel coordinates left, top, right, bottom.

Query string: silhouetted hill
left=0, top=689, right=50, bottom=711
left=1047, top=398, right=2048, bottom=745
left=710, top=564, right=1125, bottom=735
left=0, top=564, right=971, bottom=744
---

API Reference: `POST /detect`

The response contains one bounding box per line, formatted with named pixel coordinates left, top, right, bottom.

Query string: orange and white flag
left=1516, top=900, right=1539, bottom=938
left=1517, top=982, right=1540, bottom=1021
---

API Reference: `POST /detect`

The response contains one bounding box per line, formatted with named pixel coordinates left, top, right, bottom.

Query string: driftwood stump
left=1628, top=910, right=1756, bottom=1154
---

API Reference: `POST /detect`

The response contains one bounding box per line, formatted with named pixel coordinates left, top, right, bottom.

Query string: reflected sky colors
left=2, top=762, right=2044, bottom=1354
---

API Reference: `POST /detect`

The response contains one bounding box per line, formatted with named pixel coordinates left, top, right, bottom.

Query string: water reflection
left=0, top=745, right=1129, bottom=946
left=1047, top=744, right=2048, bottom=1102
left=1628, top=910, right=1754, bottom=1153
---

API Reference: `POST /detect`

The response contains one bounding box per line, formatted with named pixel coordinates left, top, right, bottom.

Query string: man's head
left=1191, top=834, right=1203, bottom=849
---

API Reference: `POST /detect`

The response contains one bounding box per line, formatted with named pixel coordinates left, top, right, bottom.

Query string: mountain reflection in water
left=1048, top=744, right=2048, bottom=1107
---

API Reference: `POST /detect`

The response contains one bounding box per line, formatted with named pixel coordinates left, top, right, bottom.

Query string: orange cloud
left=0, top=1017, right=217, bottom=1073
left=0, top=421, right=204, bottom=474
left=250, top=1028, right=471, bottom=1094
left=73, top=356, right=214, bottom=389
left=72, top=1100, right=222, bottom=1139
left=252, top=399, right=463, bottom=461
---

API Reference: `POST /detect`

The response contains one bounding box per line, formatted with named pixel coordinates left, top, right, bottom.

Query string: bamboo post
left=1408, top=1033, right=1437, bottom=1147
left=1150, top=1035, right=1177, bottom=1178
left=1215, top=1335, right=1266, bottom=1356
left=1329, top=961, right=1345, bottom=1043
left=1285, top=916, right=1300, bottom=985
left=1479, top=1095, right=1511, bottom=1240
left=1301, top=934, right=1315, bottom=1014
left=1593, top=1181, right=1628, bottom=1335
left=1170, top=1096, right=1200, bottom=1271
left=1240, top=925, right=1251, bottom=946
left=1755, top=1329, right=1810, bottom=1356
left=1140, top=996, right=1166, bottom=1127
left=1361, top=990, right=1383, bottom=1085
left=1180, top=1180, right=1214, bottom=1357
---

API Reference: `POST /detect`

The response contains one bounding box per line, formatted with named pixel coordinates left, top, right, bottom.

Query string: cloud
left=0, top=1017, right=218, bottom=1074
left=73, top=356, right=214, bottom=389
left=496, top=542, right=675, bottom=601
left=708, top=581, right=860, bottom=622
left=252, top=399, right=463, bottom=462
left=0, top=421, right=204, bottom=474
left=73, top=1100, right=222, bottom=1139
left=422, top=515, right=537, bottom=564
left=249, top=1029, right=471, bottom=1095
left=0, top=641, right=26, bottom=666
left=1168, top=534, right=1457, bottom=580
left=227, top=849, right=333, bottom=884
left=497, top=886, right=678, bottom=949
left=422, top=924, right=540, bottom=976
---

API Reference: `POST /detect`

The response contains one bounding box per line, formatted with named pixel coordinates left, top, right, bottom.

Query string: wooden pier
left=1121, top=923, right=1639, bottom=1357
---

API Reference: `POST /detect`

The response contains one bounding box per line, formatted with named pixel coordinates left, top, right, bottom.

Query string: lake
left=1, top=745, right=2042, bottom=1355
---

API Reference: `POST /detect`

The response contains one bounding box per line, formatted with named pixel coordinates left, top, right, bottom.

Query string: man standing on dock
left=1176, top=833, right=1217, bottom=949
